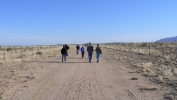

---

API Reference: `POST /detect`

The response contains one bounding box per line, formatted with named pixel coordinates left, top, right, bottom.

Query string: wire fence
left=102, top=42, right=177, bottom=61
left=0, top=46, right=61, bottom=60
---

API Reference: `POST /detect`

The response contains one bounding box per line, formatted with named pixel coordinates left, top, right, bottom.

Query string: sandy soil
left=0, top=49, right=172, bottom=100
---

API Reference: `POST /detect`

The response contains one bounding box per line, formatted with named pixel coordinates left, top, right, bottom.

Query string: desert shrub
left=172, top=68, right=177, bottom=76
left=140, top=43, right=148, bottom=47
left=0, top=46, right=1, bottom=50
left=128, top=43, right=134, bottom=46
left=25, top=46, right=30, bottom=50
left=23, top=47, right=29, bottom=52
left=159, top=43, right=164, bottom=46
left=162, top=69, right=173, bottom=77
left=7, top=47, right=12, bottom=52
left=36, top=51, right=42, bottom=55
left=23, top=80, right=27, bottom=82
left=17, top=54, right=26, bottom=59
left=150, top=43, right=157, bottom=47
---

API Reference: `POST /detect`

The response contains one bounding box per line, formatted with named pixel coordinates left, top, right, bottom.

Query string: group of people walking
left=61, top=42, right=102, bottom=63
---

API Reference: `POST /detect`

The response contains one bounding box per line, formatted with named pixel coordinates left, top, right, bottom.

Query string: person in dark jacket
left=87, top=42, right=94, bottom=63
left=76, top=45, right=80, bottom=54
left=80, top=46, right=85, bottom=58
left=61, top=45, right=67, bottom=62
left=64, top=44, right=69, bottom=56
left=95, top=44, right=102, bottom=63
left=64, top=44, right=69, bottom=50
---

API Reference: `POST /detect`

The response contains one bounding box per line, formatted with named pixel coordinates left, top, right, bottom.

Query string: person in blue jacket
left=80, top=46, right=85, bottom=58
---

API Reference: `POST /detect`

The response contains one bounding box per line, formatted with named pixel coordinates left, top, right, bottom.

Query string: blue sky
left=0, top=0, right=177, bottom=45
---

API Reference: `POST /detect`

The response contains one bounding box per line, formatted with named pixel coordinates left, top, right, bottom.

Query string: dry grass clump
left=26, top=76, right=35, bottom=79
left=0, top=59, right=22, bottom=66
left=134, top=62, right=176, bottom=79
left=156, top=75, right=164, bottom=83
left=131, top=77, right=138, bottom=80
left=159, top=68, right=174, bottom=79
left=139, top=87, right=158, bottom=91
left=133, top=62, right=155, bottom=77
left=164, top=55, right=171, bottom=61
left=109, top=53, right=115, bottom=55
left=116, top=55, right=127, bottom=60
left=134, top=61, right=174, bottom=80
left=172, top=68, right=177, bottom=76
left=155, top=65, right=174, bottom=77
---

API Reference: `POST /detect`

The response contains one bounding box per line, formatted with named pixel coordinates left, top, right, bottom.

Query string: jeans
left=62, top=54, right=66, bottom=62
left=88, top=53, right=92, bottom=62
left=96, top=53, right=101, bottom=62
left=76, top=50, right=79, bottom=54
left=81, top=52, right=84, bottom=58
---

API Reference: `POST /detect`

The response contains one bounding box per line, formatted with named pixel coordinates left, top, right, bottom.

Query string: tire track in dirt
left=95, top=60, right=135, bottom=100
left=125, top=89, right=138, bottom=100
left=32, top=60, right=78, bottom=100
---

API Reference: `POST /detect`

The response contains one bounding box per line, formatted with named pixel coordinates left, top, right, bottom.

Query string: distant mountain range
left=156, top=36, right=177, bottom=42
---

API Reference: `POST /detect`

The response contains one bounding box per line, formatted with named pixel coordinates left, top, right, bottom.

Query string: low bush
left=140, top=43, right=148, bottom=47
left=36, top=51, right=42, bottom=55
left=17, top=54, right=26, bottom=59
left=7, top=47, right=12, bottom=52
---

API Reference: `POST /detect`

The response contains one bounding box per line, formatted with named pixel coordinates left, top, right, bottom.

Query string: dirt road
left=3, top=51, right=170, bottom=100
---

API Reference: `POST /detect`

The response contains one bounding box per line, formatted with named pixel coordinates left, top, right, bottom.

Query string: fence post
left=14, top=47, right=16, bottom=53
left=142, top=46, right=144, bottom=55
left=130, top=44, right=131, bottom=52
left=38, top=47, right=39, bottom=52
left=138, top=45, right=139, bottom=54
left=149, top=43, right=150, bottom=56
left=176, top=40, right=177, bottom=59
left=21, top=47, right=23, bottom=59
left=32, top=48, right=33, bottom=56
left=3, top=48, right=5, bottom=60
left=166, top=44, right=167, bottom=55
